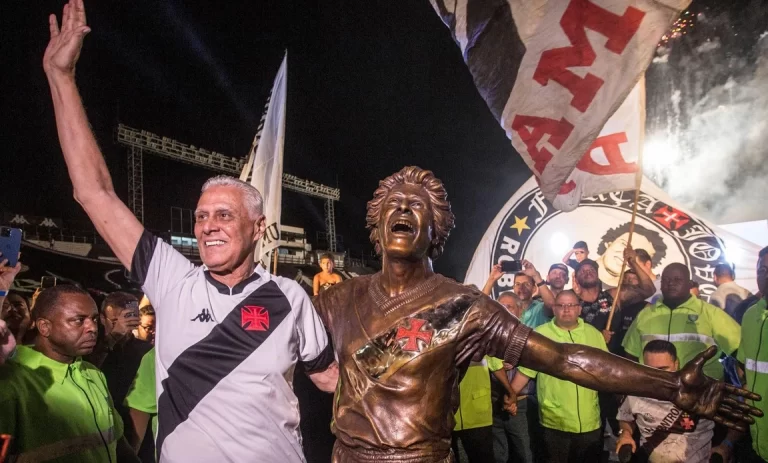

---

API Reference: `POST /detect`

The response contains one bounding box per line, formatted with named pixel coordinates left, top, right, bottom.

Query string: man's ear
left=253, top=215, right=267, bottom=243
left=36, top=318, right=51, bottom=338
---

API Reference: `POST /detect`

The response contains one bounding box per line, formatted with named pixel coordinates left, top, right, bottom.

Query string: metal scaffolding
left=116, top=124, right=341, bottom=250
left=126, top=146, right=144, bottom=224
left=324, top=198, right=337, bottom=253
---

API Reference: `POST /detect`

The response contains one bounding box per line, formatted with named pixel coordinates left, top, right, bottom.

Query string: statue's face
left=378, top=183, right=434, bottom=260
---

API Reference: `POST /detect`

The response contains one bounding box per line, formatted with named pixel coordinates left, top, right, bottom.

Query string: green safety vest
left=454, top=356, right=503, bottom=430
left=518, top=318, right=607, bottom=433
left=737, top=298, right=768, bottom=460
left=622, top=296, right=741, bottom=380
left=125, top=347, right=158, bottom=440
left=0, top=346, right=123, bottom=462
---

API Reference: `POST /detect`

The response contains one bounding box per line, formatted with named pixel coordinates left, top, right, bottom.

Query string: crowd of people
left=2, top=222, right=766, bottom=463
left=458, top=242, right=766, bottom=463
left=0, top=1, right=766, bottom=463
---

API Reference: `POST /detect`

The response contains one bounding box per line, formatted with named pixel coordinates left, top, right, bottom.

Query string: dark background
left=2, top=0, right=764, bottom=280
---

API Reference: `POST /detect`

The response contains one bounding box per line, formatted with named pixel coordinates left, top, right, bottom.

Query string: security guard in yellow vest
left=452, top=356, right=509, bottom=462
left=711, top=247, right=768, bottom=463
left=623, top=263, right=741, bottom=380
left=0, top=285, right=138, bottom=462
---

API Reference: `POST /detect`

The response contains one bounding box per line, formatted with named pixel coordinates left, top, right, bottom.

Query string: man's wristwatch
left=536, top=280, right=547, bottom=287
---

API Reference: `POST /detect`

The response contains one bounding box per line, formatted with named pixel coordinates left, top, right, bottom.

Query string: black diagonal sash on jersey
left=155, top=280, right=292, bottom=460
left=640, top=407, right=699, bottom=456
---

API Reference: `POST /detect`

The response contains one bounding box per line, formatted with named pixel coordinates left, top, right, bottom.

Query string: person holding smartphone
left=482, top=259, right=555, bottom=329
left=0, top=251, right=22, bottom=365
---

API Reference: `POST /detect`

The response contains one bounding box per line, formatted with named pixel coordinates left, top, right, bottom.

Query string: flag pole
left=605, top=81, right=646, bottom=332
left=272, top=247, right=279, bottom=275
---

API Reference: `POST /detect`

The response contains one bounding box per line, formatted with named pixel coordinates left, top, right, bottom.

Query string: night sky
left=3, top=0, right=533, bottom=280
left=3, top=1, right=763, bottom=280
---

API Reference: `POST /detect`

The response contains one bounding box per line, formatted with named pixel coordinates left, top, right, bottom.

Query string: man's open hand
left=673, top=346, right=763, bottom=432
left=43, top=0, right=90, bottom=77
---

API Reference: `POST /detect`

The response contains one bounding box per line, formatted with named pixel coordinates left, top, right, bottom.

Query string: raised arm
left=44, top=0, right=142, bottom=270
left=481, top=264, right=504, bottom=296
left=522, top=259, right=555, bottom=316
left=609, top=246, right=655, bottom=305
left=0, top=255, right=22, bottom=363
left=518, top=332, right=762, bottom=431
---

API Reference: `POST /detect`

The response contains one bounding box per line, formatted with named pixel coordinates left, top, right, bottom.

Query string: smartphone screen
left=500, top=260, right=522, bottom=273
left=40, top=276, right=57, bottom=289
left=0, top=227, right=22, bottom=267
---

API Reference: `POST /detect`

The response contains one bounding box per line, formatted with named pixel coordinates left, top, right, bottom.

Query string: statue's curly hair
left=366, top=166, right=455, bottom=259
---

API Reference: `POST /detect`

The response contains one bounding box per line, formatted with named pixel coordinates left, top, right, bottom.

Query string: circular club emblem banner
left=465, top=177, right=760, bottom=301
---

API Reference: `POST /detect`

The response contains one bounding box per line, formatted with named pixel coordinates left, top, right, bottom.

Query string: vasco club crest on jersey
left=489, top=188, right=728, bottom=302
left=241, top=306, right=270, bottom=331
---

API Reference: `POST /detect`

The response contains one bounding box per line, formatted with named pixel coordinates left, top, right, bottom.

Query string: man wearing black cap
left=546, top=263, right=569, bottom=298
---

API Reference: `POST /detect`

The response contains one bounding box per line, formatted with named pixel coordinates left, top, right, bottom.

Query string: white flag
left=551, top=78, right=645, bottom=211
left=430, top=0, right=689, bottom=208
left=241, top=55, right=286, bottom=265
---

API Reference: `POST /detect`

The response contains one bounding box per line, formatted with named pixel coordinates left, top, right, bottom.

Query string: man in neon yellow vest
left=510, top=290, right=608, bottom=462
left=623, top=263, right=741, bottom=381
left=0, top=285, right=138, bottom=462
left=711, top=247, right=768, bottom=463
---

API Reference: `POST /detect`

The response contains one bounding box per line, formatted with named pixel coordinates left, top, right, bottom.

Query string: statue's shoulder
left=429, top=274, right=489, bottom=306
left=325, top=273, right=374, bottom=296
left=434, top=274, right=485, bottom=296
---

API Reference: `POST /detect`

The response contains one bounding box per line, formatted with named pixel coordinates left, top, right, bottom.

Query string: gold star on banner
left=510, top=216, right=530, bottom=236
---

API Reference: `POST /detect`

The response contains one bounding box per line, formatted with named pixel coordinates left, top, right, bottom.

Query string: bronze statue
left=313, top=166, right=761, bottom=462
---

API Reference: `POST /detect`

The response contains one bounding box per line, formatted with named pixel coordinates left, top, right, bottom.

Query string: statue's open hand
left=43, top=0, right=90, bottom=76
left=673, top=346, right=762, bottom=432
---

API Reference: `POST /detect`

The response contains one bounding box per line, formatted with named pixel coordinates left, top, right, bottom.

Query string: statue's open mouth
left=391, top=220, right=415, bottom=234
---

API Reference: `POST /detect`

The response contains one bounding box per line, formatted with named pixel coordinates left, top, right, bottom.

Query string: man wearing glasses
left=482, top=260, right=555, bottom=329
left=135, top=305, right=156, bottom=345
left=509, top=290, right=609, bottom=463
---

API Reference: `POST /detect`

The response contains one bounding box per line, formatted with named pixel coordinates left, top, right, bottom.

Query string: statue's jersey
left=314, top=273, right=532, bottom=462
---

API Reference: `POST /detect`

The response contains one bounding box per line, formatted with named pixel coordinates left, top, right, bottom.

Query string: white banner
left=241, top=55, right=287, bottom=265
left=465, top=176, right=761, bottom=302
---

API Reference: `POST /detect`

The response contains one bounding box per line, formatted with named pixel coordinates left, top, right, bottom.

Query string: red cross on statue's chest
left=395, top=318, right=434, bottom=353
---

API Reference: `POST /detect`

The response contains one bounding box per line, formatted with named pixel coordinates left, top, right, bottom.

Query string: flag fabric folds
left=240, top=55, right=287, bottom=265
left=430, top=0, right=689, bottom=210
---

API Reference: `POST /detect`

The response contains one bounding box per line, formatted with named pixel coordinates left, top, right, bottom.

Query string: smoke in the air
left=644, top=3, right=768, bottom=225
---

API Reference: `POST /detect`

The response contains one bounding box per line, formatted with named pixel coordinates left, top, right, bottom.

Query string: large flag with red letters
left=430, top=0, right=688, bottom=210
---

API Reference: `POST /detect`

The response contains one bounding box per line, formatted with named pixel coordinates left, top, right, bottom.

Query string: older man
left=38, top=2, right=337, bottom=461
left=511, top=290, right=608, bottom=463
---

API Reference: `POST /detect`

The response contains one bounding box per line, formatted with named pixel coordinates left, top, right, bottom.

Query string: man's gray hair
left=201, top=175, right=264, bottom=219
left=497, top=291, right=522, bottom=310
